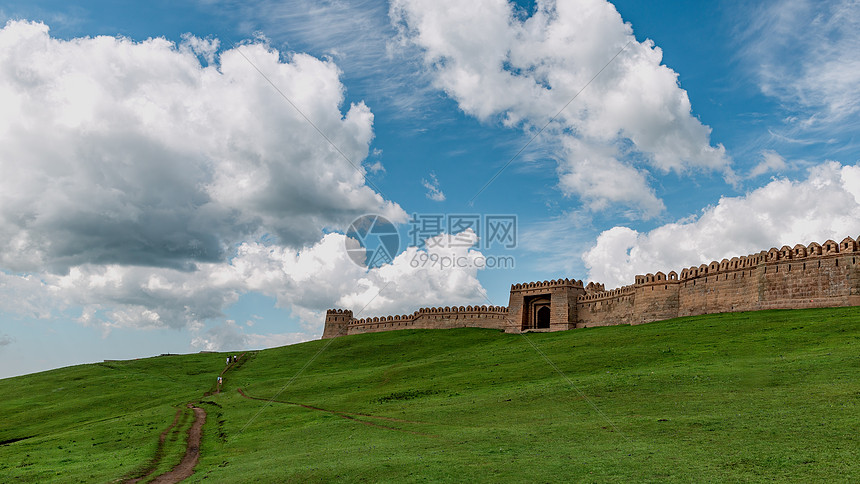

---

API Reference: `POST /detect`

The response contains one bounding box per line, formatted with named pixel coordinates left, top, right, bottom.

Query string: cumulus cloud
left=0, top=229, right=491, bottom=346
left=583, top=161, right=860, bottom=287
left=219, top=229, right=489, bottom=323
left=0, top=20, right=404, bottom=274
left=391, top=0, right=730, bottom=216
left=421, top=172, right=446, bottom=201
left=0, top=272, right=58, bottom=319
left=337, top=229, right=489, bottom=315
left=558, top=136, right=664, bottom=216
left=0, top=20, right=497, bottom=352
left=748, top=150, right=788, bottom=178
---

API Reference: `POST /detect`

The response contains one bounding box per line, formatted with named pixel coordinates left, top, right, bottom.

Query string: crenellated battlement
left=346, top=305, right=509, bottom=326
left=577, top=284, right=637, bottom=302
left=323, top=235, right=860, bottom=338
left=511, top=278, right=583, bottom=291
left=349, top=314, right=412, bottom=325
left=584, top=281, right=605, bottom=294
left=634, top=271, right=680, bottom=285
left=676, top=236, right=859, bottom=282
left=416, top=305, right=508, bottom=314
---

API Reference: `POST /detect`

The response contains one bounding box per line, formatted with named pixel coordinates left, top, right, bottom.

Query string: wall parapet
left=416, top=305, right=508, bottom=314
left=677, top=236, right=859, bottom=282
left=577, top=284, right=636, bottom=302
left=511, top=278, right=583, bottom=291
left=348, top=305, right=508, bottom=326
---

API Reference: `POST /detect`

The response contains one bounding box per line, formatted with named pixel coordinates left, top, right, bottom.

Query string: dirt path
left=131, top=353, right=248, bottom=483
left=209, top=352, right=247, bottom=395
left=148, top=404, right=206, bottom=484
left=237, top=388, right=434, bottom=437
left=124, top=408, right=183, bottom=483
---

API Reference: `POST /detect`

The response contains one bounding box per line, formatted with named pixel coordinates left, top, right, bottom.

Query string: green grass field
left=2, top=307, right=859, bottom=482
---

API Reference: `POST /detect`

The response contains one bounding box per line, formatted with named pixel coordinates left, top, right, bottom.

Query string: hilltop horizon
left=1, top=0, right=859, bottom=378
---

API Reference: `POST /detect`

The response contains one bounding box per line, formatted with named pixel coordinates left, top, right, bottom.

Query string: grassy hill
left=1, top=307, right=859, bottom=482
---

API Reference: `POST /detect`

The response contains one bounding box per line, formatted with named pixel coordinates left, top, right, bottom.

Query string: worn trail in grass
left=1, top=307, right=859, bottom=482
left=191, top=307, right=860, bottom=483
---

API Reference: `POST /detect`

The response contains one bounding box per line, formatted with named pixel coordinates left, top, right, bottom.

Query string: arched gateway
left=509, top=279, right=583, bottom=332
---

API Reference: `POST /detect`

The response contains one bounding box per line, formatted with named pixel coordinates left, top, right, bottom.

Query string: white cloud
left=583, top=161, right=860, bottom=288
left=337, top=229, right=489, bottom=315
left=0, top=20, right=404, bottom=274
left=748, top=150, right=788, bottom=178
left=179, top=32, right=220, bottom=64
left=0, top=272, right=59, bottom=319
left=223, top=229, right=489, bottom=322
left=391, top=0, right=731, bottom=216
left=0, top=229, right=491, bottom=344
left=421, top=172, right=446, bottom=201
left=0, top=20, right=493, bottom=353
left=557, top=136, right=664, bottom=217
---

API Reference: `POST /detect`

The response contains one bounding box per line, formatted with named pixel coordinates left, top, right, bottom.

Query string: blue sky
left=0, top=0, right=858, bottom=378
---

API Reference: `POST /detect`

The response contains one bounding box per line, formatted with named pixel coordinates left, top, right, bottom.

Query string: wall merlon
left=576, top=283, right=636, bottom=302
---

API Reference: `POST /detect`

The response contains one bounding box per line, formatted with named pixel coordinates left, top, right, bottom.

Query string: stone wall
left=323, top=236, right=860, bottom=338
left=332, top=305, right=510, bottom=337
left=677, top=243, right=860, bottom=316
left=576, top=285, right=636, bottom=327
left=577, top=237, right=860, bottom=325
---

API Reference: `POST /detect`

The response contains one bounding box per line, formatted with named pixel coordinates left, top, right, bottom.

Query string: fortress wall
left=575, top=285, right=636, bottom=327
left=631, top=280, right=680, bottom=324
left=413, top=309, right=510, bottom=331
left=678, top=267, right=760, bottom=316
left=754, top=254, right=860, bottom=309
left=347, top=321, right=417, bottom=334
left=344, top=306, right=510, bottom=336
left=324, top=236, right=860, bottom=339
left=576, top=272, right=681, bottom=327
left=678, top=239, right=860, bottom=315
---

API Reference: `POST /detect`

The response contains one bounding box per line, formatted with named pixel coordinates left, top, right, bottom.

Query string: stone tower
left=322, top=309, right=353, bottom=339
